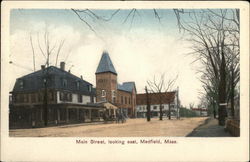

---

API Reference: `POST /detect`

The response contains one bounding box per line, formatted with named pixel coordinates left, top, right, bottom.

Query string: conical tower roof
left=95, top=51, right=117, bottom=75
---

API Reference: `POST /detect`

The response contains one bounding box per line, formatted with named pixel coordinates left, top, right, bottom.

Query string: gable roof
left=117, top=82, right=136, bottom=93
left=136, top=92, right=176, bottom=105
left=95, top=51, right=117, bottom=75
left=12, top=66, right=94, bottom=95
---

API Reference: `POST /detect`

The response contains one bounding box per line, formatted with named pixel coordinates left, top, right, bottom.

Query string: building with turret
left=95, top=51, right=137, bottom=118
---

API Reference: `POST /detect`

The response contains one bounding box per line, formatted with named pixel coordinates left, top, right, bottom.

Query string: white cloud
left=9, top=19, right=203, bottom=107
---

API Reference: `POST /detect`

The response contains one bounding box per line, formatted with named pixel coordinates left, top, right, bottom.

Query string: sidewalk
left=187, top=117, right=232, bottom=137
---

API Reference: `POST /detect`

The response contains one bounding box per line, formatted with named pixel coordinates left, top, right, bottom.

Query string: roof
left=136, top=92, right=176, bottom=105
left=117, top=82, right=136, bottom=93
left=12, top=66, right=95, bottom=96
left=87, top=101, right=118, bottom=109
left=95, top=51, right=117, bottom=75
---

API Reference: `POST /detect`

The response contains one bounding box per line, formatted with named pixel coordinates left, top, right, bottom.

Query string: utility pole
left=145, top=86, right=151, bottom=122
left=43, top=66, right=48, bottom=126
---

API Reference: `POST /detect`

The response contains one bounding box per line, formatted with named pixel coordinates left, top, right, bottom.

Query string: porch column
left=89, top=109, right=92, bottom=121
left=57, top=109, right=60, bottom=123
left=76, top=108, right=79, bottom=121
left=97, top=110, right=100, bottom=119
left=66, top=108, right=69, bottom=123
left=114, top=109, right=117, bottom=118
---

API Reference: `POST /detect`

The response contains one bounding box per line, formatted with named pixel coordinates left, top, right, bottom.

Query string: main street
left=10, top=117, right=208, bottom=137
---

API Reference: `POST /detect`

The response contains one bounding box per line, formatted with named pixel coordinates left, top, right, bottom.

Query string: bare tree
left=147, top=73, right=178, bottom=120
left=29, top=34, right=36, bottom=71
left=35, top=30, right=66, bottom=68
left=174, top=9, right=239, bottom=125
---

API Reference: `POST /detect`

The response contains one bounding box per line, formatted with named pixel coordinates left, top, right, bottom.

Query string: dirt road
left=9, top=117, right=208, bottom=137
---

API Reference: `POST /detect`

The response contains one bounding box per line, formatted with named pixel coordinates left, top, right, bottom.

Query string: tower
left=95, top=51, right=117, bottom=103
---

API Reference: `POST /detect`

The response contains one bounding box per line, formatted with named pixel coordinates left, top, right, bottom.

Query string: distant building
left=136, top=91, right=178, bottom=118
left=95, top=51, right=137, bottom=118
left=191, top=108, right=208, bottom=116
left=9, top=62, right=104, bottom=129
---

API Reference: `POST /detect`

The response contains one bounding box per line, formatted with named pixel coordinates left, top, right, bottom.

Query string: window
left=112, top=90, right=116, bottom=97
left=125, top=97, right=127, bottom=104
left=24, top=94, right=28, bottom=103
left=113, top=97, right=116, bottom=103
left=38, top=92, right=43, bottom=102
left=101, top=90, right=106, bottom=97
left=129, top=97, right=131, bottom=104
left=153, top=106, right=157, bottom=110
left=121, top=96, right=123, bottom=104
left=19, top=80, right=24, bottom=89
left=49, top=91, right=54, bottom=101
left=68, top=93, right=72, bottom=101
left=60, top=92, right=63, bottom=101
left=76, top=81, right=80, bottom=90
left=62, top=79, right=67, bottom=87
left=31, top=93, right=36, bottom=102
left=88, top=85, right=92, bottom=92
left=59, top=92, right=72, bottom=102
left=78, top=94, right=82, bottom=103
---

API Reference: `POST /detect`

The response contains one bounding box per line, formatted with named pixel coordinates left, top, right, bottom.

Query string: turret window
left=112, top=90, right=116, bottom=97
left=101, top=90, right=106, bottom=97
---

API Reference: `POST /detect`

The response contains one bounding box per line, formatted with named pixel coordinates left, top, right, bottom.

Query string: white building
left=136, top=91, right=179, bottom=118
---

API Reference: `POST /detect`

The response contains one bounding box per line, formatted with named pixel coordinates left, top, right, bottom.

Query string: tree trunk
left=218, top=51, right=227, bottom=126
left=168, top=103, right=171, bottom=120
left=159, top=103, right=163, bottom=120
left=213, top=101, right=217, bottom=119
left=145, top=86, right=151, bottom=122
left=230, top=68, right=235, bottom=118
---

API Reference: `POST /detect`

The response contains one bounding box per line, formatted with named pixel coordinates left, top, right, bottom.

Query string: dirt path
left=187, top=118, right=232, bottom=137
left=9, top=117, right=208, bottom=137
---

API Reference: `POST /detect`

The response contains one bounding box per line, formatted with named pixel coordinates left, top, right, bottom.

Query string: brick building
left=136, top=91, right=179, bottom=118
left=9, top=62, right=104, bottom=129
left=95, top=51, right=137, bottom=118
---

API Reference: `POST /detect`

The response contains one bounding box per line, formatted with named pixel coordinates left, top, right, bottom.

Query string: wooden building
left=136, top=91, right=179, bottom=118
left=9, top=62, right=104, bottom=129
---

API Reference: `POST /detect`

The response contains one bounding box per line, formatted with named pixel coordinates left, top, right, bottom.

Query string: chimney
left=80, top=75, right=83, bottom=80
left=60, top=62, right=65, bottom=71
left=41, top=65, right=45, bottom=70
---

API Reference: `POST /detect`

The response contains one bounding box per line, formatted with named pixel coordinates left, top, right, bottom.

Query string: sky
left=9, top=9, right=203, bottom=107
